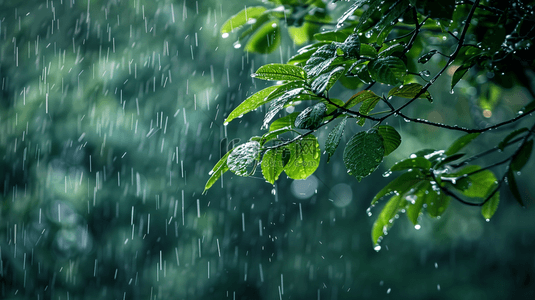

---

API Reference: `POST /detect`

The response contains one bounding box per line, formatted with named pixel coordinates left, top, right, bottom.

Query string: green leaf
left=227, top=141, right=261, bottom=176
left=378, top=44, right=405, bottom=58
left=498, top=128, right=528, bottom=151
left=288, top=43, right=329, bottom=65
left=313, top=30, right=352, bottom=42
left=445, top=133, right=480, bottom=156
left=368, top=56, right=407, bottom=85
left=377, top=125, right=402, bottom=156
left=311, top=66, right=345, bottom=95
left=433, top=153, right=465, bottom=169
left=481, top=192, right=500, bottom=220
left=357, top=95, right=381, bottom=126
left=337, top=0, right=369, bottom=27
left=371, top=171, right=424, bottom=205
left=304, top=43, right=338, bottom=77
left=343, top=90, right=380, bottom=109
left=343, top=129, right=385, bottom=182
left=371, top=194, right=404, bottom=246
left=407, top=181, right=429, bottom=225
left=269, top=112, right=300, bottom=131
left=284, top=135, right=321, bottom=180
left=511, top=140, right=533, bottom=172
left=388, top=83, right=432, bottom=102
left=204, top=149, right=234, bottom=192
left=360, top=44, right=378, bottom=59
left=221, top=6, right=267, bottom=34
left=354, top=0, right=382, bottom=32
left=262, top=88, right=307, bottom=129
left=294, top=103, right=327, bottom=130
left=506, top=168, right=525, bottom=207
left=225, top=86, right=279, bottom=124
left=245, top=21, right=281, bottom=54
left=520, top=101, right=535, bottom=115
left=451, top=62, right=475, bottom=90
left=253, top=63, right=307, bottom=81
left=340, top=34, right=360, bottom=59
left=418, top=50, right=437, bottom=64
left=261, top=149, right=286, bottom=184
left=425, top=187, right=450, bottom=218
left=372, top=0, right=409, bottom=43
left=454, top=166, right=497, bottom=198
left=412, top=149, right=445, bottom=165
left=353, top=63, right=374, bottom=84
left=261, top=127, right=292, bottom=146
left=390, top=157, right=431, bottom=171
left=325, top=117, right=347, bottom=163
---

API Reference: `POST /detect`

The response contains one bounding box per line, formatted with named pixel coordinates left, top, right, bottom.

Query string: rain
left=1, top=1, right=535, bottom=299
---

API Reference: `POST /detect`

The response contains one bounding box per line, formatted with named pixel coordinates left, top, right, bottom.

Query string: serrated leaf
left=325, top=117, right=347, bottom=163
left=377, top=125, right=401, bottom=156
left=227, top=141, right=261, bottom=176
left=340, top=34, right=360, bottom=59
left=418, top=50, right=437, bottom=64
left=371, top=194, right=403, bottom=245
left=304, top=43, right=338, bottom=77
left=261, top=149, right=285, bottom=184
left=368, top=56, right=407, bottom=85
left=445, top=133, right=480, bottom=156
left=506, top=168, right=525, bottom=207
left=498, top=128, right=528, bottom=151
left=253, top=63, right=307, bottom=81
left=221, top=6, right=267, bottom=34
left=284, top=135, right=321, bottom=180
left=269, top=112, right=300, bottom=131
left=378, top=44, right=405, bottom=58
left=511, top=139, right=533, bottom=171
left=425, top=187, right=450, bottom=218
left=343, top=129, right=385, bottom=182
left=225, top=85, right=283, bottom=124
left=407, top=181, right=429, bottom=225
left=371, top=171, right=424, bottom=205
left=262, top=88, right=306, bottom=129
left=294, top=103, right=327, bottom=130
left=390, top=157, right=431, bottom=171
left=372, top=0, right=409, bottom=43
left=245, top=21, right=281, bottom=54
left=481, top=191, right=500, bottom=220
left=311, top=66, right=345, bottom=95
left=388, top=83, right=432, bottom=102
left=343, top=90, right=380, bottom=109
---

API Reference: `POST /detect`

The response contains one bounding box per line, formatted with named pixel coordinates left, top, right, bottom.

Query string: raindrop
left=382, top=171, right=392, bottom=177
left=374, top=245, right=381, bottom=251
left=414, top=224, right=421, bottom=230
left=449, top=90, right=454, bottom=94
left=221, top=33, right=229, bottom=39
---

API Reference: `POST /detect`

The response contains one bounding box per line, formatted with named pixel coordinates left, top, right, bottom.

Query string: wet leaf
left=325, top=117, right=347, bottom=163
left=360, top=44, right=378, bottom=59
left=204, top=149, right=234, bottom=192
left=388, top=83, right=433, bottom=102
left=445, top=133, right=480, bottom=156
left=407, top=181, right=429, bottom=225
left=311, top=66, right=345, bottom=95
left=418, top=50, right=437, bottom=64
left=506, top=168, right=525, bottom=207
left=343, top=129, right=385, bottom=182
left=390, top=157, right=431, bottom=171
left=294, top=103, right=327, bottom=130
left=451, top=62, right=475, bottom=90
left=284, top=135, right=321, bottom=180
left=261, top=149, right=285, bottom=184
left=372, top=194, right=403, bottom=246
left=337, top=0, right=369, bottom=27
left=221, top=6, right=267, bottom=34
left=454, top=166, right=497, bottom=198
left=498, top=128, right=528, bottom=151
left=314, top=30, right=352, bottom=42
left=245, top=21, right=281, bottom=54
left=340, top=34, right=360, bottom=59
left=253, top=63, right=307, bottom=81
left=368, top=56, right=407, bottom=86
left=304, top=43, right=338, bottom=77
left=425, top=187, right=450, bottom=218
left=377, top=125, right=401, bottom=156
left=225, top=86, right=279, bottom=124
left=481, top=192, right=500, bottom=220
left=511, top=139, right=533, bottom=171
left=371, top=171, right=424, bottom=205
left=269, top=112, right=300, bottom=131
left=262, top=88, right=306, bottom=129
left=227, top=141, right=262, bottom=176
left=343, top=90, right=380, bottom=109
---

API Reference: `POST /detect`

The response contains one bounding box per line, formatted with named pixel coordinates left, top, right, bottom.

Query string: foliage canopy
left=207, top=0, right=535, bottom=248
